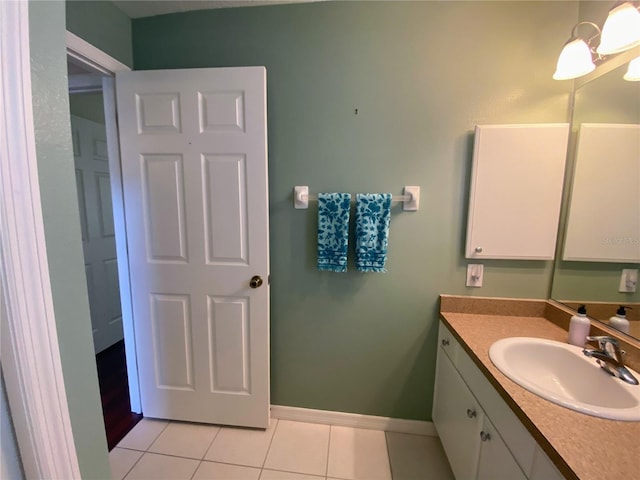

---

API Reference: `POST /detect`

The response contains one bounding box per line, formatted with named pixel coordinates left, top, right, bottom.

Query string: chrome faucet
left=583, top=336, right=639, bottom=385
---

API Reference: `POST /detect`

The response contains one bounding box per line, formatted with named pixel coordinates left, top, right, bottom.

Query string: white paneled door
left=116, top=67, right=270, bottom=428
left=72, top=115, right=124, bottom=354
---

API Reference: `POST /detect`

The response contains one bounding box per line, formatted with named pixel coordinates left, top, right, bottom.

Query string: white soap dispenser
left=568, top=304, right=590, bottom=347
left=609, top=306, right=630, bottom=335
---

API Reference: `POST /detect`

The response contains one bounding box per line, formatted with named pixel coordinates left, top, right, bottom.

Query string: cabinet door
left=477, top=416, right=527, bottom=480
left=457, top=344, right=536, bottom=474
left=529, top=446, right=564, bottom=480
left=433, top=350, right=483, bottom=480
left=465, top=124, right=569, bottom=260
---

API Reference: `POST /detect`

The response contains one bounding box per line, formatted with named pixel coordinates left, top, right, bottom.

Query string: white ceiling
left=113, top=0, right=319, bottom=19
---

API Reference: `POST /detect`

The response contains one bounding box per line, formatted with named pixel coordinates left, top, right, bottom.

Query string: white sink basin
left=489, top=337, right=640, bottom=421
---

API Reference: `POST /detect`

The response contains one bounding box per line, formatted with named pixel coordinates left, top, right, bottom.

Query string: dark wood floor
left=95, top=340, right=142, bottom=450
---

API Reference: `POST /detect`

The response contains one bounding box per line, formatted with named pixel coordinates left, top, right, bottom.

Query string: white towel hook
left=403, top=186, right=420, bottom=211
left=294, top=186, right=309, bottom=209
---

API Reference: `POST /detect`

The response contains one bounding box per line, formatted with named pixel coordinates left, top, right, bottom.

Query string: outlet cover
left=466, top=264, right=484, bottom=287
left=619, top=269, right=638, bottom=293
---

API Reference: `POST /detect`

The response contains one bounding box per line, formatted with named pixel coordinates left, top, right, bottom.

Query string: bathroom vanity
left=436, top=295, right=640, bottom=480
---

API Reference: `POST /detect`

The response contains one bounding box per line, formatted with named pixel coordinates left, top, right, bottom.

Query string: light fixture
left=597, top=2, right=640, bottom=55
left=553, top=22, right=601, bottom=80
left=623, top=56, right=640, bottom=80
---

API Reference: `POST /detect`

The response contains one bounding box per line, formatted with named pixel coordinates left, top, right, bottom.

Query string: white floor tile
left=260, top=470, right=325, bottom=480
left=148, top=421, right=220, bottom=459
left=117, top=418, right=168, bottom=451
left=386, top=432, right=454, bottom=480
left=192, top=461, right=261, bottom=480
left=123, top=452, right=199, bottom=480
left=327, top=426, right=391, bottom=480
left=263, top=420, right=330, bottom=476
left=109, top=448, right=143, bottom=480
left=204, top=419, right=278, bottom=467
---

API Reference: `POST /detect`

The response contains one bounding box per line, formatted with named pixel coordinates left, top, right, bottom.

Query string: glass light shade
left=597, top=2, right=640, bottom=55
left=553, top=39, right=596, bottom=80
left=624, top=56, right=640, bottom=81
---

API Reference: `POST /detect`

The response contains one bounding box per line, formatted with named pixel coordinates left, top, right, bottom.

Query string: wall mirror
left=550, top=47, right=640, bottom=339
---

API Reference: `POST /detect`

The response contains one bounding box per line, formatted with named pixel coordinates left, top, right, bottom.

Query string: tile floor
left=110, top=417, right=454, bottom=480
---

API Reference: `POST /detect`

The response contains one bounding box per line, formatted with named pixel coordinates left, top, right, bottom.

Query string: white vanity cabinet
left=433, top=321, right=564, bottom=480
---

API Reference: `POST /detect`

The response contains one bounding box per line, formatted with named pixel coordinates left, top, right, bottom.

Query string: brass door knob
left=249, top=275, right=263, bottom=289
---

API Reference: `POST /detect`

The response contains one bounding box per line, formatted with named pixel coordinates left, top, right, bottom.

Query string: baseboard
left=270, top=405, right=437, bottom=436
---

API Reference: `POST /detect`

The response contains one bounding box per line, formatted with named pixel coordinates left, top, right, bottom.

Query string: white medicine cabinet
left=465, top=124, right=569, bottom=260
left=563, top=123, right=640, bottom=262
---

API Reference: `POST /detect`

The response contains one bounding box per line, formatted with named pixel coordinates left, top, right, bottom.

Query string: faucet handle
left=586, top=335, right=619, bottom=347
left=586, top=336, right=623, bottom=362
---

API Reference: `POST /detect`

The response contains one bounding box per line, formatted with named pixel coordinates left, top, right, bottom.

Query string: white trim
left=0, top=2, right=81, bottom=478
left=101, top=77, right=141, bottom=413
left=270, top=405, right=437, bottom=436
left=65, top=32, right=140, bottom=413
left=66, top=31, right=130, bottom=75
left=68, top=73, right=103, bottom=93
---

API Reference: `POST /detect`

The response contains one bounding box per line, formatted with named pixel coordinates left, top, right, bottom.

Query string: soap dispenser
left=609, top=306, right=630, bottom=334
left=568, top=304, right=590, bottom=347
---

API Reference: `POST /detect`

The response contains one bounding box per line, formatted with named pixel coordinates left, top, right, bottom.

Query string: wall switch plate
left=466, top=264, right=484, bottom=287
left=619, top=269, right=638, bottom=293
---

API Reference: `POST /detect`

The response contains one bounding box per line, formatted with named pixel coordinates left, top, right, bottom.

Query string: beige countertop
left=439, top=295, right=640, bottom=480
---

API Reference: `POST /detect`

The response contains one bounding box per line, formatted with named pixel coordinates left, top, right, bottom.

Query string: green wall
left=1, top=370, right=24, bottom=479
left=69, top=92, right=106, bottom=124
left=29, top=1, right=110, bottom=477
left=66, top=0, right=132, bottom=67
left=133, top=1, right=576, bottom=420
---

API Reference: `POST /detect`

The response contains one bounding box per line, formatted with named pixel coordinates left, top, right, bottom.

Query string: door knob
left=249, top=275, right=263, bottom=289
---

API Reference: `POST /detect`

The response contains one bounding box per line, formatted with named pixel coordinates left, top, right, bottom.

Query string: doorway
left=67, top=55, right=141, bottom=450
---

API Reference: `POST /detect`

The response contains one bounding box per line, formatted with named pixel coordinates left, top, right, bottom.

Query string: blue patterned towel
left=355, top=193, right=392, bottom=272
left=317, top=193, right=352, bottom=272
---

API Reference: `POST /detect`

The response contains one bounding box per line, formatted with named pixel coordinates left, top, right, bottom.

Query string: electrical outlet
left=619, top=269, right=638, bottom=293
left=466, top=264, right=484, bottom=287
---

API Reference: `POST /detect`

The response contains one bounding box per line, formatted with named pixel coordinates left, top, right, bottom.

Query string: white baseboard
left=270, top=405, right=437, bottom=436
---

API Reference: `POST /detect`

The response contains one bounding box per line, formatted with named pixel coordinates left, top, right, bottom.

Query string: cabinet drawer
left=456, top=336, right=537, bottom=475
left=438, top=321, right=460, bottom=365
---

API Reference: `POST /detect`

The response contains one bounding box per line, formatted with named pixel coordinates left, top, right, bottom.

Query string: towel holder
left=293, top=185, right=420, bottom=211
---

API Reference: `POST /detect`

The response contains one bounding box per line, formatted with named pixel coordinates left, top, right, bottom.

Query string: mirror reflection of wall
left=551, top=59, right=640, bottom=338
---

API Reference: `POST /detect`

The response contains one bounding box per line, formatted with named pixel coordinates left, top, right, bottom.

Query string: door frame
left=66, top=32, right=141, bottom=413
left=2, top=9, right=141, bottom=475
left=0, top=3, right=80, bottom=477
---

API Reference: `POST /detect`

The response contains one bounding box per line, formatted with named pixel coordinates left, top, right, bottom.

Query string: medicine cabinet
left=465, top=124, right=570, bottom=260
left=563, top=123, right=640, bottom=262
